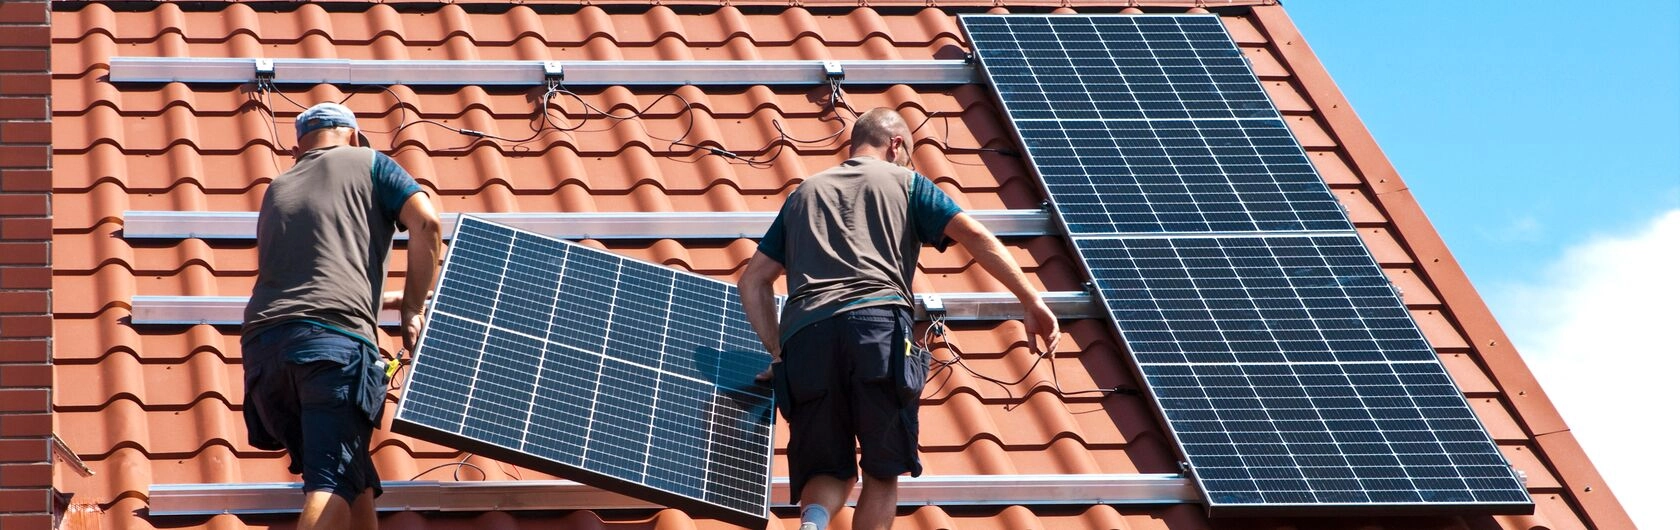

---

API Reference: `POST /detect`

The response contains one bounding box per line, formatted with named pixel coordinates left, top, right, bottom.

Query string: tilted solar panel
left=963, top=13, right=1532, bottom=515
left=393, top=216, right=774, bottom=528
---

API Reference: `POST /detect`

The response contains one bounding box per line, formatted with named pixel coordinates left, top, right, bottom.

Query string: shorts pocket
left=848, top=313, right=898, bottom=383
left=240, top=365, right=287, bottom=451
left=895, top=343, right=930, bottom=406
left=784, top=351, right=830, bottom=407
left=771, top=361, right=795, bottom=420
left=295, top=360, right=353, bottom=409
left=356, top=345, right=389, bottom=425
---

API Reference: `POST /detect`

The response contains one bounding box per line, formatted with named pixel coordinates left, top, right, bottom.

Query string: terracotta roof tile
left=1441, top=352, right=1499, bottom=394
left=45, top=2, right=1620, bottom=528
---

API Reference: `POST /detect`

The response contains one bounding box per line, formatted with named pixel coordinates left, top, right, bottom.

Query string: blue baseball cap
left=295, top=102, right=370, bottom=145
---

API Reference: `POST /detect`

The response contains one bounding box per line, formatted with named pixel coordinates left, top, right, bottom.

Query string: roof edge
left=1246, top=4, right=1630, bottom=527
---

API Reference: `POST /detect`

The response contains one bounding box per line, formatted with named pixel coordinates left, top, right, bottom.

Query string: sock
left=800, top=504, right=831, bottom=530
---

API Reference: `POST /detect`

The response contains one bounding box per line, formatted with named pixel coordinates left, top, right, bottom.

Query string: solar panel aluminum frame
left=391, top=216, right=775, bottom=529
left=960, top=13, right=1531, bottom=517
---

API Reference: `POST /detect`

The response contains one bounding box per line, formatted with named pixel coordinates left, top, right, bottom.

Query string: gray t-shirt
left=758, top=156, right=963, bottom=343
left=243, top=145, right=423, bottom=346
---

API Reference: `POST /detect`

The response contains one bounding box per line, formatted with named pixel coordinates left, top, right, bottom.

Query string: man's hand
left=402, top=312, right=425, bottom=352
left=1022, top=297, right=1061, bottom=356
left=754, top=349, right=782, bottom=383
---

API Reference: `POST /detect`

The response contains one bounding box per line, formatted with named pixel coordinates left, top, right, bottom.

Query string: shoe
left=799, top=523, right=820, bottom=530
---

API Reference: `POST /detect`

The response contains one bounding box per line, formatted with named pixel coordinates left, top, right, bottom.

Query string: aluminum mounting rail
left=147, top=474, right=1197, bottom=516
left=128, top=291, right=1100, bottom=326
left=107, top=58, right=977, bottom=87
left=122, top=209, right=1055, bottom=240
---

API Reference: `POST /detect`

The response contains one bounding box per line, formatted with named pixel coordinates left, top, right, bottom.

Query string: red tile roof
left=41, top=2, right=1633, bottom=529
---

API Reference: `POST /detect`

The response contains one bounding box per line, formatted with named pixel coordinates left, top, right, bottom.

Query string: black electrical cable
left=548, top=89, right=699, bottom=153
left=919, top=315, right=1133, bottom=406
left=408, top=454, right=487, bottom=481
left=829, top=79, right=860, bottom=119
left=908, top=110, right=1020, bottom=158
left=253, top=82, right=289, bottom=174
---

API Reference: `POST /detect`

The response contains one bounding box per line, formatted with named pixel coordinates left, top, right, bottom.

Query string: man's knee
left=351, top=488, right=378, bottom=530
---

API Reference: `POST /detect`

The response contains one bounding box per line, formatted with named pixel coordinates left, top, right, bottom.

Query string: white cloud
left=1490, top=209, right=1680, bottom=528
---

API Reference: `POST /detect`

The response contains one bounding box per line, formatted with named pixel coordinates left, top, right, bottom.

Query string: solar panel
left=392, top=216, right=774, bottom=528
left=962, top=13, right=1532, bottom=515
left=1083, top=235, right=1527, bottom=509
left=966, top=14, right=1350, bottom=236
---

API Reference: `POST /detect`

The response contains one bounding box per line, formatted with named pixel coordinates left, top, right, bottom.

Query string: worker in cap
left=242, top=102, right=443, bottom=529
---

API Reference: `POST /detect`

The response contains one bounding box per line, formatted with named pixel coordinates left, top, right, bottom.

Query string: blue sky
left=1285, top=2, right=1679, bottom=527
left=1287, top=1, right=1679, bottom=281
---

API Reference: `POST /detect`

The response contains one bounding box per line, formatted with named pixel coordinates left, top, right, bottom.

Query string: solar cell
left=393, top=216, right=774, bottom=528
left=962, top=13, right=1532, bottom=515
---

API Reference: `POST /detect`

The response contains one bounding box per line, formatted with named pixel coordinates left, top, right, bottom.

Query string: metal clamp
left=542, top=61, right=564, bottom=90
left=920, top=294, right=946, bottom=317
left=822, top=61, right=845, bottom=80
left=253, top=59, right=276, bottom=90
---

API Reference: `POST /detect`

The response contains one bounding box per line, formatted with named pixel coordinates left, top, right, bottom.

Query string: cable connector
left=458, top=128, right=489, bottom=138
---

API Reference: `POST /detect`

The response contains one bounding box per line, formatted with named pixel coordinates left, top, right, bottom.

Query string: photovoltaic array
left=393, top=216, right=774, bottom=528
left=963, top=14, right=1531, bottom=515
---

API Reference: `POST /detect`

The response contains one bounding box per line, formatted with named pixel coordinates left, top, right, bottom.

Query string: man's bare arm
left=942, top=212, right=1061, bottom=354
left=397, top=192, right=442, bottom=352
left=739, top=251, right=786, bottom=361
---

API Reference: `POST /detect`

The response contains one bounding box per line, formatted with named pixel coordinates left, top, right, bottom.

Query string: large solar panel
left=963, top=14, right=1532, bottom=515
left=966, top=14, right=1350, bottom=236
left=392, top=216, right=774, bottom=528
left=1084, top=235, right=1527, bottom=508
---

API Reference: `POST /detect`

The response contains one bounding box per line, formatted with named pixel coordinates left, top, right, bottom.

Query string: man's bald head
left=851, top=108, right=911, bottom=152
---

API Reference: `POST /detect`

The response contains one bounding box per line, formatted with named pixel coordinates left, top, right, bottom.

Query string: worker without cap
left=739, top=108, right=1060, bottom=530
left=241, top=102, right=443, bottom=530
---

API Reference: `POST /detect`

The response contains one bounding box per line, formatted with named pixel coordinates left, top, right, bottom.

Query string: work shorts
left=772, top=306, right=926, bottom=502
left=242, top=321, right=388, bottom=502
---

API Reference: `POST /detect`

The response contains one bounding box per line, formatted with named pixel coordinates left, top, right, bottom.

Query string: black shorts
left=772, top=306, right=923, bottom=502
left=242, top=322, right=388, bottom=502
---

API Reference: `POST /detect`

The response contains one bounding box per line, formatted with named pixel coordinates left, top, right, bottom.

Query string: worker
left=241, top=102, right=443, bottom=530
left=738, top=108, right=1060, bottom=530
